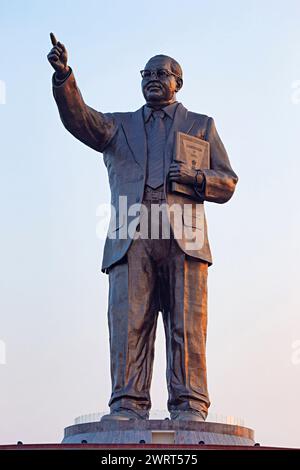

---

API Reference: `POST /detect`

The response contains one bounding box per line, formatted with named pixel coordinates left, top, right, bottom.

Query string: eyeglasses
left=140, top=68, right=181, bottom=80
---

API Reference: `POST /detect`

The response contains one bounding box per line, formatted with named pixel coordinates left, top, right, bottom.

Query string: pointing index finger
left=50, top=32, right=58, bottom=46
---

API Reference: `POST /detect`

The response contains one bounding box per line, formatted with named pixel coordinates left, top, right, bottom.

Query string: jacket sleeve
left=52, top=69, right=117, bottom=152
left=201, top=117, right=238, bottom=204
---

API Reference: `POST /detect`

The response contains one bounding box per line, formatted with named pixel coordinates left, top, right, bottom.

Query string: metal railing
left=74, top=411, right=245, bottom=426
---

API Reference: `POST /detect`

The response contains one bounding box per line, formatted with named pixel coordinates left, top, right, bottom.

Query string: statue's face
left=141, top=56, right=181, bottom=107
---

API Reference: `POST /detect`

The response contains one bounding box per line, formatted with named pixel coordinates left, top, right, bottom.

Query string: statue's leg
left=106, top=237, right=159, bottom=420
left=161, top=241, right=211, bottom=420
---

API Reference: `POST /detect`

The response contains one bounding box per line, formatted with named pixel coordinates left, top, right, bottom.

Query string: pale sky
left=0, top=0, right=300, bottom=447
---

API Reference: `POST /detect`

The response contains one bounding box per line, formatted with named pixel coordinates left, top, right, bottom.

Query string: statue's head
left=141, top=54, right=183, bottom=108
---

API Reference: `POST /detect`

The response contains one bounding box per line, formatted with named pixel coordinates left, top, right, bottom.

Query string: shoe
left=101, top=409, right=147, bottom=421
left=170, top=410, right=206, bottom=421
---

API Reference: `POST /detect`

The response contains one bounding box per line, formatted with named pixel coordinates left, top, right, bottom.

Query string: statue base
left=62, top=420, right=255, bottom=446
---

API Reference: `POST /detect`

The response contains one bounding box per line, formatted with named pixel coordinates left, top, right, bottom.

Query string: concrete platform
left=62, top=420, right=255, bottom=446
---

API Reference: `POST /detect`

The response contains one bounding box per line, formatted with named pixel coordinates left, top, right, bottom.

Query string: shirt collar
left=143, top=101, right=179, bottom=123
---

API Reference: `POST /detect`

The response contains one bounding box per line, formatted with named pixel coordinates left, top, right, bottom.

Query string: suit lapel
left=121, top=107, right=146, bottom=171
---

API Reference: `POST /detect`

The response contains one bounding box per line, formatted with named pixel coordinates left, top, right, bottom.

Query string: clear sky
left=0, top=0, right=300, bottom=447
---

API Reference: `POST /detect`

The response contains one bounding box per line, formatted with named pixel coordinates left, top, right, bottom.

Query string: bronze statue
left=47, top=33, right=238, bottom=421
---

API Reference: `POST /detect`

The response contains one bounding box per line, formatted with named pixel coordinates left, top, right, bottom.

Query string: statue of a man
left=47, top=33, right=238, bottom=421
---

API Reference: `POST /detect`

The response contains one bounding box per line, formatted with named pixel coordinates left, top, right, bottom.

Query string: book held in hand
left=170, top=132, right=210, bottom=198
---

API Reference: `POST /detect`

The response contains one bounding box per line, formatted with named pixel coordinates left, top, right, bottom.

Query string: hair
left=147, top=54, right=183, bottom=78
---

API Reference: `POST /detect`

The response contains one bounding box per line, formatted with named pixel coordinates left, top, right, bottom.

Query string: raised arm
left=47, top=33, right=116, bottom=152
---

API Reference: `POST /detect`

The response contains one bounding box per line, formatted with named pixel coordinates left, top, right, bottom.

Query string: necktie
left=146, top=110, right=166, bottom=189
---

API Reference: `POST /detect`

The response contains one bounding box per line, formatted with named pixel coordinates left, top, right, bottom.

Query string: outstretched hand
left=47, top=32, right=69, bottom=78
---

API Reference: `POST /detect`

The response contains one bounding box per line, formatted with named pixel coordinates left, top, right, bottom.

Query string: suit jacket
left=52, top=71, right=238, bottom=272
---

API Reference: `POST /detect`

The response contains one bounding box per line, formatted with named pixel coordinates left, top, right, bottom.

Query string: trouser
left=107, top=186, right=210, bottom=418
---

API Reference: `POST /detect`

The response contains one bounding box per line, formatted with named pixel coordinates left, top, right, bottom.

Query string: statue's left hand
left=169, top=160, right=202, bottom=186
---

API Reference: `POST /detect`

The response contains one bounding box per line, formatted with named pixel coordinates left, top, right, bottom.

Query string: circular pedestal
left=62, top=420, right=255, bottom=446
